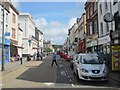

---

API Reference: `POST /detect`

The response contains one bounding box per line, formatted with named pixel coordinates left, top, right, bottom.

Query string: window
left=6, top=13, right=8, bottom=22
left=87, top=24, right=90, bottom=36
left=87, top=11, right=89, bottom=19
left=12, top=13, right=16, bottom=23
left=105, top=0, right=108, bottom=10
left=0, top=22, right=3, bottom=37
left=94, top=19, right=98, bottom=34
left=90, top=6, right=93, bottom=16
left=1, top=9, right=3, bottom=19
left=94, top=2, right=97, bottom=12
left=99, top=4, right=102, bottom=15
left=113, top=0, right=118, bottom=5
left=11, top=28, right=16, bottom=39
left=100, top=23, right=103, bottom=35
left=106, top=23, right=109, bottom=32
left=6, top=25, right=8, bottom=32
left=114, top=11, right=120, bottom=30
left=90, top=22, right=92, bottom=35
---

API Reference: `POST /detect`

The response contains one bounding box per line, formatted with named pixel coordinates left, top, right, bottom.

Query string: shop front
left=78, top=39, right=85, bottom=53
left=0, top=37, right=10, bottom=64
left=10, top=39, right=18, bottom=61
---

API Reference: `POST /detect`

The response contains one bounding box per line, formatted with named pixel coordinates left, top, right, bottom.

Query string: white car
left=73, top=53, right=108, bottom=81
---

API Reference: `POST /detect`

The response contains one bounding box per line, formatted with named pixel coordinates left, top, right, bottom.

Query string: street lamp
left=1, top=0, right=5, bottom=71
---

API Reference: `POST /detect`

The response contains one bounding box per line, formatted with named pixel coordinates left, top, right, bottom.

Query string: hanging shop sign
left=112, top=46, right=120, bottom=71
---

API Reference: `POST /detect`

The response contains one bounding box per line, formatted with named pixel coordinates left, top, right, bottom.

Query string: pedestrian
left=40, top=53, right=43, bottom=60
left=33, top=52, right=36, bottom=60
left=37, top=51, right=40, bottom=61
left=51, top=52, right=58, bottom=67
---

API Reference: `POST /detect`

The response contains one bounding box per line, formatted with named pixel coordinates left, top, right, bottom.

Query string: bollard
left=20, top=58, right=22, bottom=64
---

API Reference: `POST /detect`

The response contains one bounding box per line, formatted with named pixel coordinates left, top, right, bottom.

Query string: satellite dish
left=103, top=13, right=114, bottom=22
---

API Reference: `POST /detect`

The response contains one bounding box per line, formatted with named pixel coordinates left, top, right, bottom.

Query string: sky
left=12, top=1, right=86, bottom=45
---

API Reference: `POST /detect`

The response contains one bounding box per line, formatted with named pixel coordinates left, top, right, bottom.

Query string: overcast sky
left=12, top=1, right=85, bottom=45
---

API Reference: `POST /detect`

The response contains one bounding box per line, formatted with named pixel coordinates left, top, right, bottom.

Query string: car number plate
left=92, top=75, right=100, bottom=77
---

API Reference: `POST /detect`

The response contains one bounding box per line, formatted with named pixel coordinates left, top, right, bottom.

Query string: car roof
left=77, top=53, right=97, bottom=56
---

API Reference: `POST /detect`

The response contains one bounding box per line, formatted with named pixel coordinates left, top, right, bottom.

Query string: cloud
left=35, top=18, right=76, bottom=45
left=68, top=18, right=76, bottom=28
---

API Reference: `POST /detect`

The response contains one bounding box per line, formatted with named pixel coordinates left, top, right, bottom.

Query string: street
left=2, top=55, right=120, bottom=90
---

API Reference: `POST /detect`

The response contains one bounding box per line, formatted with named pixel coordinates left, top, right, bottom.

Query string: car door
left=73, top=54, right=79, bottom=74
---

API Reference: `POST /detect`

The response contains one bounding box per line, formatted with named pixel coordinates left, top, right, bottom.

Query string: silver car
left=73, top=53, right=108, bottom=81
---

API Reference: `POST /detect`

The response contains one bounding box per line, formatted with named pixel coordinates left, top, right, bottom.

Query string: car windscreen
left=80, top=54, right=103, bottom=64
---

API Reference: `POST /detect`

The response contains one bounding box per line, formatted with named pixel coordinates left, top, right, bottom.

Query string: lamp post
left=1, top=0, right=5, bottom=71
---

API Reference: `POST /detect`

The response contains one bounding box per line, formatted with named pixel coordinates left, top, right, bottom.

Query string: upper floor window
left=1, top=9, right=3, bottom=19
left=12, top=13, right=16, bottom=23
left=99, top=4, right=102, bottom=15
left=89, top=22, right=93, bottom=35
left=94, top=2, right=97, bottom=12
left=87, top=11, right=89, bottom=19
left=105, top=0, right=108, bottom=10
left=113, top=0, right=118, bottom=5
left=100, top=23, right=103, bottom=35
left=90, top=6, right=93, bottom=16
left=11, top=28, right=16, bottom=39
left=106, top=23, right=109, bottom=32
left=94, top=19, right=98, bottom=34
left=6, top=13, right=8, bottom=22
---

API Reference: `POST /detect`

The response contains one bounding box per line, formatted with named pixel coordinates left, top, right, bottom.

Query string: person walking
left=51, top=53, right=58, bottom=67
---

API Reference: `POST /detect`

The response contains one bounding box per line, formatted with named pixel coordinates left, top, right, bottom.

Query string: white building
left=98, top=0, right=116, bottom=54
left=38, top=30, right=43, bottom=52
left=17, top=24, right=23, bottom=57
left=0, top=2, right=10, bottom=63
left=18, top=13, right=37, bottom=56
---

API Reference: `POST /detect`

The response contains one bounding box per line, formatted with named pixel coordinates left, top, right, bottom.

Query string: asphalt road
left=2, top=55, right=120, bottom=90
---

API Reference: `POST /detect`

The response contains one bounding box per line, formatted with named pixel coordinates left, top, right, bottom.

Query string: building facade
left=0, top=2, right=10, bottom=64
left=76, top=13, right=86, bottom=53
left=18, top=13, right=37, bottom=56
left=85, top=0, right=99, bottom=53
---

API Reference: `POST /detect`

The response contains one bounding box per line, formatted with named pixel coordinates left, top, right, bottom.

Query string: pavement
left=108, top=71, right=120, bottom=86
left=1, top=57, right=28, bottom=75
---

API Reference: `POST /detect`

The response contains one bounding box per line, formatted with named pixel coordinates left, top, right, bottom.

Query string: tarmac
left=1, top=56, right=120, bottom=88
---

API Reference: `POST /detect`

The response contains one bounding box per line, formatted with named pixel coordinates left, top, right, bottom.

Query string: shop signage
left=98, top=35, right=110, bottom=45
left=5, top=32, right=10, bottom=36
left=112, top=46, right=120, bottom=71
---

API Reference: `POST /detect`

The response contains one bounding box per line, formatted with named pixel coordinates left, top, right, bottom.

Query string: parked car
left=59, top=51, right=64, bottom=58
left=70, top=53, right=78, bottom=70
left=64, top=53, right=72, bottom=61
left=73, top=53, right=108, bottom=81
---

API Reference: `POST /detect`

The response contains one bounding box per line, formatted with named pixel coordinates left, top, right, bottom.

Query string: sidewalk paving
left=1, top=57, right=30, bottom=75
left=108, top=71, right=120, bottom=86
left=1, top=56, right=46, bottom=76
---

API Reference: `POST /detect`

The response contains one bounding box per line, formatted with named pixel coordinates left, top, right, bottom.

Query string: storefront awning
left=11, top=43, right=24, bottom=49
left=32, top=47, right=39, bottom=49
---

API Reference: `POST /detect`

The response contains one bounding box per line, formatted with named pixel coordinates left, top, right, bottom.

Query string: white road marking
left=70, top=79, right=72, bottom=82
left=68, top=75, right=70, bottom=78
left=71, top=84, right=75, bottom=87
left=61, top=71, right=66, bottom=76
left=44, top=83, right=54, bottom=86
left=59, top=64, right=63, bottom=67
